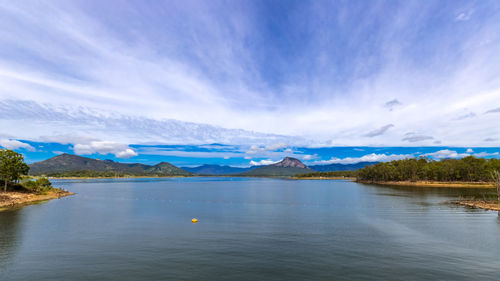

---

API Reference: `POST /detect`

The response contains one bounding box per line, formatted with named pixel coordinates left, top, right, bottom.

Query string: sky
left=1, top=0, right=500, bottom=166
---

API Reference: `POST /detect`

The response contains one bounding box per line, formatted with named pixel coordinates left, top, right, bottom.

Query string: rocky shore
left=453, top=200, right=500, bottom=211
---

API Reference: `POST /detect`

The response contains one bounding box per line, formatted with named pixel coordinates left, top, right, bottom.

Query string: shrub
left=21, top=177, right=53, bottom=193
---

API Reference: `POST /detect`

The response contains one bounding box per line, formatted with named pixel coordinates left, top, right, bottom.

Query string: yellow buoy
left=191, top=218, right=198, bottom=223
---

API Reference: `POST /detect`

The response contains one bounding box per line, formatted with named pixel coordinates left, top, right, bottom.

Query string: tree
left=492, top=170, right=500, bottom=202
left=0, top=149, right=30, bottom=192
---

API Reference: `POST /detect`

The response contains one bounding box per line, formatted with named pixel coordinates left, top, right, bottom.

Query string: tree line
left=357, top=156, right=500, bottom=182
left=0, top=149, right=53, bottom=192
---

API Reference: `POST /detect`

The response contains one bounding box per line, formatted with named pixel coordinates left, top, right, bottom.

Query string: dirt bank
left=0, top=189, right=74, bottom=210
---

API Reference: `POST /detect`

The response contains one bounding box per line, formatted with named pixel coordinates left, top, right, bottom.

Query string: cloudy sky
left=1, top=0, right=500, bottom=166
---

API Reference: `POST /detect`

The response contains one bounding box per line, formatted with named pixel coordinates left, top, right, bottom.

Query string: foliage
left=0, top=149, right=30, bottom=192
left=357, top=156, right=500, bottom=182
left=21, top=177, right=54, bottom=193
left=491, top=170, right=500, bottom=202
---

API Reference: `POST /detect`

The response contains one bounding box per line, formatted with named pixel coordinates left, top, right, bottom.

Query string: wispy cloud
left=454, top=112, right=476, bottom=120
left=0, top=1, right=499, bottom=147
left=313, top=153, right=413, bottom=165
left=384, top=99, right=402, bottom=111
left=485, top=108, right=500, bottom=114
left=455, top=11, right=473, bottom=21
left=402, top=133, right=434, bottom=143
left=0, top=100, right=300, bottom=146
left=363, top=124, right=394, bottom=137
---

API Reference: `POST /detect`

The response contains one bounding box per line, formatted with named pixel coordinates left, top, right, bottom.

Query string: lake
left=1, top=177, right=500, bottom=280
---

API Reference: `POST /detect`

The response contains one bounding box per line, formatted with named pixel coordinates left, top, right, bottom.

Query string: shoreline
left=47, top=175, right=192, bottom=180
left=453, top=200, right=500, bottom=211
left=293, top=176, right=356, bottom=180
left=0, top=189, right=74, bottom=210
left=356, top=180, right=495, bottom=188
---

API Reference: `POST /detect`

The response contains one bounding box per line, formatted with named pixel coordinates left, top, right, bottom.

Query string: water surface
left=1, top=178, right=499, bottom=280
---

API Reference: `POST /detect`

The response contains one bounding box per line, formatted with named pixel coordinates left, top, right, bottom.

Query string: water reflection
left=358, top=182, right=497, bottom=200
left=0, top=210, right=24, bottom=274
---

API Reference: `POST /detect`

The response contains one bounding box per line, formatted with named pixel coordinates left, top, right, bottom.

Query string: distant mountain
left=309, top=162, right=378, bottom=172
left=29, top=153, right=191, bottom=176
left=241, top=157, right=312, bottom=176
left=181, top=164, right=255, bottom=175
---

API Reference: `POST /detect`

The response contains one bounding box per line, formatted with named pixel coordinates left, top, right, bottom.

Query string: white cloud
left=313, top=153, right=413, bottom=165
left=265, top=143, right=287, bottom=151
left=302, top=154, right=318, bottom=160
left=0, top=139, right=36, bottom=151
left=423, top=149, right=469, bottom=159
left=246, top=145, right=265, bottom=154
left=73, top=141, right=138, bottom=158
left=473, top=151, right=499, bottom=157
left=250, top=159, right=279, bottom=166
left=115, top=149, right=138, bottom=158
left=423, top=149, right=499, bottom=159
left=455, top=11, right=472, bottom=21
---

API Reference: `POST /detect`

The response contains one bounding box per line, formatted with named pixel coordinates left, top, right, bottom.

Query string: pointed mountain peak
left=272, top=157, right=307, bottom=168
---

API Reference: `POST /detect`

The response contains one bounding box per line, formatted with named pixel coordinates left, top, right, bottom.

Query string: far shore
left=0, top=189, right=74, bottom=210
left=293, top=176, right=356, bottom=180
left=356, top=180, right=495, bottom=188
left=46, top=175, right=193, bottom=180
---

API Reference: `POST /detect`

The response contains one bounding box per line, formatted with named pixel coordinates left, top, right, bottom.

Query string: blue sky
left=1, top=0, right=500, bottom=166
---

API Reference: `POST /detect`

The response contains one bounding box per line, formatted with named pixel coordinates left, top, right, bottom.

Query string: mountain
left=241, top=157, right=312, bottom=176
left=29, top=153, right=191, bottom=176
left=309, top=162, right=378, bottom=172
left=181, top=164, right=255, bottom=175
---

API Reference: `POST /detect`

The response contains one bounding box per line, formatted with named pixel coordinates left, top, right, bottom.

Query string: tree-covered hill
left=182, top=164, right=256, bottom=175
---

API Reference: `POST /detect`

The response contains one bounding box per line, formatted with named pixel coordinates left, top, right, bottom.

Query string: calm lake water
left=1, top=177, right=500, bottom=280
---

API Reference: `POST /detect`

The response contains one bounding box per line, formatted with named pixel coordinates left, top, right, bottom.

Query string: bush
left=21, top=177, right=54, bottom=193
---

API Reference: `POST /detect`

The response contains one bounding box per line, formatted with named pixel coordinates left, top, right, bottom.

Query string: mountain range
left=181, top=164, right=254, bottom=175
left=309, top=162, right=378, bottom=172
left=29, top=153, right=191, bottom=177
left=29, top=154, right=376, bottom=177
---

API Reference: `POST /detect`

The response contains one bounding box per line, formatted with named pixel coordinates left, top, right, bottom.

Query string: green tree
left=492, top=170, right=500, bottom=202
left=0, top=149, right=30, bottom=192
